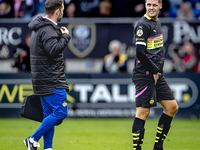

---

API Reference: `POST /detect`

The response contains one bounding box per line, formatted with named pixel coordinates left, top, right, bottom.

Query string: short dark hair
left=45, top=0, right=63, bottom=15
left=145, top=0, right=162, bottom=3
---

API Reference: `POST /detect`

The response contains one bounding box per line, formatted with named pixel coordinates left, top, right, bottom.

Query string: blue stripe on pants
left=31, top=88, right=68, bottom=149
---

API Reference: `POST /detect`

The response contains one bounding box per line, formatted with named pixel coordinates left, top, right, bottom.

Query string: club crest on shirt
left=67, top=23, right=96, bottom=58
left=137, top=29, right=143, bottom=37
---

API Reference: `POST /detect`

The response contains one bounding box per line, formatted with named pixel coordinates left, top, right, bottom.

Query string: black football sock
left=154, top=113, right=173, bottom=150
left=132, top=117, right=145, bottom=150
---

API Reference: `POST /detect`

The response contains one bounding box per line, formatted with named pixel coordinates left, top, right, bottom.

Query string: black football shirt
left=133, top=15, right=165, bottom=80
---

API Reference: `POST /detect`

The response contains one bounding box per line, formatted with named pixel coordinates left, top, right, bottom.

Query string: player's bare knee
left=136, top=109, right=150, bottom=120
left=172, top=103, right=179, bottom=114
left=143, top=111, right=150, bottom=119
left=170, top=101, right=178, bottom=114
left=165, top=103, right=178, bottom=116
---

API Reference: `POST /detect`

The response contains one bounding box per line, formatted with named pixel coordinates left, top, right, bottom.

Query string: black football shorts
left=133, top=75, right=175, bottom=108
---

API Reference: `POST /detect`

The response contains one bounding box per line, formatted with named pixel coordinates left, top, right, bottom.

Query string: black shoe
left=24, top=136, right=40, bottom=150
left=152, top=148, right=165, bottom=150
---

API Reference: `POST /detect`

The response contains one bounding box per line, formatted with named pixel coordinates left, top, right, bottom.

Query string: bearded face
left=57, top=4, right=64, bottom=22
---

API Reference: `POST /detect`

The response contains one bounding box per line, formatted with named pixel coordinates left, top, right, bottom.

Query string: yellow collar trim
left=144, top=14, right=152, bottom=20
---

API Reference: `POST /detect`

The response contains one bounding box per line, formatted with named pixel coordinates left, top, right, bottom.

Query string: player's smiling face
left=145, top=0, right=162, bottom=20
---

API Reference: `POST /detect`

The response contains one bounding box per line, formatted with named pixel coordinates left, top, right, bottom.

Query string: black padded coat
left=28, top=16, right=71, bottom=96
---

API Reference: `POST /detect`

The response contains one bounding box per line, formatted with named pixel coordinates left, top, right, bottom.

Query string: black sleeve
left=135, top=23, right=149, bottom=45
left=136, top=44, right=160, bottom=74
left=135, top=23, right=160, bottom=74
left=42, top=27, right=71, bottom=55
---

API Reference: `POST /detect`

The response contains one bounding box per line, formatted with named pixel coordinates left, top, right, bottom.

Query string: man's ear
left=160, top=3, right=162, bottom=9
left=55, top=9, right=60, bottom=16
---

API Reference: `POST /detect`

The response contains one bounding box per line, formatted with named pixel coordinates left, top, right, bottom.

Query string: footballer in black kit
left=133, top=14, right=174, bottom=108
left=131, top=0, right=178, bottom=150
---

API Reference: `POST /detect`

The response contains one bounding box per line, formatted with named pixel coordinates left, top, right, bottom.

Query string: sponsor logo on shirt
left=147, top=34, right=163, bottom=50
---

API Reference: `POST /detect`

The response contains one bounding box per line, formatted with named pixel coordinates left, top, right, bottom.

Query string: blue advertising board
left=0, top=73, right=199, bottom=118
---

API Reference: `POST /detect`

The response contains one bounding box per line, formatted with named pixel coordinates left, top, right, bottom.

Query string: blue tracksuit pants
left=31, top=88, right=68, bottom=149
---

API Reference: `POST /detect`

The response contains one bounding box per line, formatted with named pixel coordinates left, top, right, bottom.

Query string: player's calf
left=132, top=128, right=145, bottom=150
left=153, top=124, right=170, bottom=150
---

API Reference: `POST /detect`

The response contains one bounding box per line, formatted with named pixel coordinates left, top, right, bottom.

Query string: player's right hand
left=60, top=27, right=69, bottom=34
left=153, top=72, right=161, bottom=86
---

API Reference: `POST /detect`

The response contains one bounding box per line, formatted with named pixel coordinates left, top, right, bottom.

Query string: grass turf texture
left=0, top=118, right=199, bottom=150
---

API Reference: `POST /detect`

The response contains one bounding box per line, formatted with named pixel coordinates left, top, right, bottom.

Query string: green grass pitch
left=0, top=118, right=199, bottom=150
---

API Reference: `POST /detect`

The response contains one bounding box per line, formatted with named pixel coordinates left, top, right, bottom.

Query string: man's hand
left=60, top=27, right=69, bottom=34
left=153, top=72, right=161, bottom=86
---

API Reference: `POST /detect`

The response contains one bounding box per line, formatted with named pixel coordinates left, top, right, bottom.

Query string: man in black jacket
left=23, top=0, right=71, bottom=150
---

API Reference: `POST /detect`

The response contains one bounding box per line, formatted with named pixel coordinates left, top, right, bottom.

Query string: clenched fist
left=60, top=27, right=69, bottom=34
